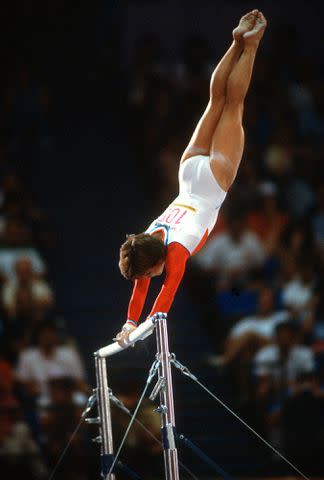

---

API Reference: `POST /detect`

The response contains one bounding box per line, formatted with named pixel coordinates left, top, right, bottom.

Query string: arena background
left=1, top=1, right=324, bottom=479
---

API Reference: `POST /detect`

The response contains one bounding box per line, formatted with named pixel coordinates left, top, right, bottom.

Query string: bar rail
left=96, top=317, right=155, bottom=358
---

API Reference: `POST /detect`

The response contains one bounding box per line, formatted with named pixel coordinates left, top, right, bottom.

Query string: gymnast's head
left=119, top=233, right=167, bottom=280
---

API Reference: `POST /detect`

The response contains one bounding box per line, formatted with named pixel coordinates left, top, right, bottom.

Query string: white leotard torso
left=146, top=155, right=227, bottom=254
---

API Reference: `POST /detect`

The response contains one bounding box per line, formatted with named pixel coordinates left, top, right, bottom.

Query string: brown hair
left=119, top=233, right=167, bottom=280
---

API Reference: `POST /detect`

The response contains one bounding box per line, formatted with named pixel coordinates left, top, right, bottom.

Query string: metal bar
left=95, top=355, right=116, bottom=480
left=154, top=313, right=180, bottom=480
left=97, top=317, right=155, bottom=358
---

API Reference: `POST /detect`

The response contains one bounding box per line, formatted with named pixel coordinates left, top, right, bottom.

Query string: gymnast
left=116, top=9, right=267, bottom=346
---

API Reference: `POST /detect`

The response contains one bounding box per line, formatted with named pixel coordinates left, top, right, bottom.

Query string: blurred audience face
left=258, top=287, right=274, bottom=315
left=0, top=360, right=14, bottom=394
left=5, top=217, right=31, bottom=245
left=15, top=257, right=33, bottom=283
left=37, top=325, right=58, bottom=352
left=227, top=216, right=246, bottom=241
left=275, top=323, right=296, bottom=351
left=299, top=262, right=314, bottom=284
left=49, top=378, right=74, bottom=405
left=16, top=288, right=33, bottom=316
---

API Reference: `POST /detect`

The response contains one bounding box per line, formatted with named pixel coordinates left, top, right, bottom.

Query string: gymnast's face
left=143, top=260, right=165, bottom=278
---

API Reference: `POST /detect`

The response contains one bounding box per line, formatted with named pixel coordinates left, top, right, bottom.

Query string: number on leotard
left=159, top=207, right=188, bottom=226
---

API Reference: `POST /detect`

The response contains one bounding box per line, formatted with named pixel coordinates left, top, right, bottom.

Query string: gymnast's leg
left=180, top=10, right=259, bottom=163
left=209, top=11, right=267, bottom=191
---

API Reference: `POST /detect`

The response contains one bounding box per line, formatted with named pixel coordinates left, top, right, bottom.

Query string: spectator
left=15, top=321, right=87, bottom=406
left=277, top=220, right=317, bottom=286
left=262, top=125, right=294, bottom=181
left=2, top=256, right=54, bottom=334
left=280, top=256, right=318, bottom=335
left=247, top=322, right=315, bottom=456
left=194, top=210, right=266, bottom=290
left=208, top=287, right=290, bottom=367
left=0, top=219, right=47, bottom=281
left=283, top=147, right=315, bottom=220
left=254, top=321, right=315, bottom=391
left=40, top=377, right=93, bottom=480
left=247, top=181, right=289, bottom=256
left=0, top=357, right=47, bottom=479
left=311, top=182, right=324, bottom=259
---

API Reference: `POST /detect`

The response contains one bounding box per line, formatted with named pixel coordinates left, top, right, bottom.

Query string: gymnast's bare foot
left=233, top=9, right=259, bottom=42
left=243, top=11, right=267, bottom=46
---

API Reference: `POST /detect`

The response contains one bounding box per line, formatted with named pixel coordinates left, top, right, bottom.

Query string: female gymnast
left=116, top=10, right=267, bottom=346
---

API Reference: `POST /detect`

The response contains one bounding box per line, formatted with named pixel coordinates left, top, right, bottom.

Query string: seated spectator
left=40, top=377, right=92, bottom=480
left=262, top=126, right=294, bottom=181
left=280, top=256, right=318, bottom=336
left=208, top=287, right=290, bottom=367
left=0, top=171, right=54, bottom=250
left=254, top=321, right=315, bottom=393
left=0, top=218, right=47, bottom=281
left=251, top=322, right=315, bottom=457
left=2, top=256, right=54, bottom=334
left=311, top=182, right=324, bottom=259
left=277, top=219, right=317, bottom=285
left=0, top=357, right=47, bottom=479
left=247, top=181, right=289, bottom=256
left=1, top=216, right=32, bottom=247
left=282, top=153, right=315, bottom=220
left=15, top=321, right=88, bottom=406
left=312, top=292, right=324, bottom=352
left=194, top=210, right=265, bottom=290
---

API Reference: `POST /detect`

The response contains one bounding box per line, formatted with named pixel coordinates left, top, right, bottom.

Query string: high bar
left=95, top=316, right=156, bottom=358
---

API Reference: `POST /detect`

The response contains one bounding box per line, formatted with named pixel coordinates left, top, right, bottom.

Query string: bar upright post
left=95, top=354, right=116, bottom=480
left=154, top=313, right=180, bottom=480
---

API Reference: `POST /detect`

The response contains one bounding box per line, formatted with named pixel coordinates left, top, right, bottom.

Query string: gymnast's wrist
left=126, top=319, right=138, bottom=329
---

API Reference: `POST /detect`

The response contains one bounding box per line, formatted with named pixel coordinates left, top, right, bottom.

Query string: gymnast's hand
left=114, top=322, right=137, bottom=348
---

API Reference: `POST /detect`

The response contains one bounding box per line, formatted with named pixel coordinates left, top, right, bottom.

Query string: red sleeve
left=149, top=243, right=190, bottom=316
left=127, top=277, right=151, bottom=324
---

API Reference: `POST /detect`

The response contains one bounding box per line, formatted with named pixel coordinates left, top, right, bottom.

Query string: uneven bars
left=96, top=317, right=155, bottom=358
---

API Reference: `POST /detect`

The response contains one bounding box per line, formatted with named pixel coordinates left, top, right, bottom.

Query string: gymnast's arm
left=149, top=242, right=190, bottom=316
left=115, top=243, right=189, bottom=346
left=127, top=276, right=151, bottom=326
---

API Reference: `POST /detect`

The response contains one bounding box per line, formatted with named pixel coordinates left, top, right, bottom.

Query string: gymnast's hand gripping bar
left=95, top=317, right=156, bottom=358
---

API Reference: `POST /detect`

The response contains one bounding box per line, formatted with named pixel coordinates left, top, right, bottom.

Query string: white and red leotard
left=127, top=155, right=227, bottom=327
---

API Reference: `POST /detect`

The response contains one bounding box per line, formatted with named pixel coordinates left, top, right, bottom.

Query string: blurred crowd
left=0, top=70, right=97, bottom=479
left=1, top=11, right=324, bottom=479
left=0, top=65, right=162, bottom=478
left=126, top=27, right=324, bottom=474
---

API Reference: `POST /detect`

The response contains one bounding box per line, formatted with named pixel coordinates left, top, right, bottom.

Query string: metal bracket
left=149, top=376, right=166, bottom=401
left=154, top=404, right=168, bottom=415
left=85, top=417, right=100, bottom=424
